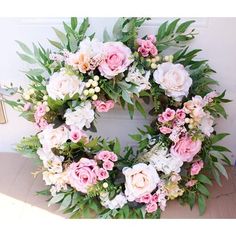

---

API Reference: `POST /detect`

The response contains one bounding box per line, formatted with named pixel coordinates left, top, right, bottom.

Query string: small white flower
left=199, top=111, right=214, bottom=136
left=125, top=67, right=151, bottom=92
left=153, top=62, right=192, bottom=101
left=64, top=101, right=94, bottom=130
left=46, top=69, right=85, bottom=100
left=100, top=192, right=127, bottom=210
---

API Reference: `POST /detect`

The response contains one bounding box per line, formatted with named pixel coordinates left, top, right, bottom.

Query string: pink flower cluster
left=136, top=193, right=159, bottom=213
left=158, top=108, right=186, bottom=142
left=93, top=100, right=115, bottom=112
left=137, top=35, right=158, bottom=57
left=190, top=160, right=204, bottom=176
left=34, top=104, right=48, bottom=130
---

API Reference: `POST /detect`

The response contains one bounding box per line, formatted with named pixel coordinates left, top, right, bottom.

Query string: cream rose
left=153, top=62, right=192, bottom=101
left=122, top=163, right=160, bottom=201
left=38, top=124, right=69, bottom=150
left=46, top=69, right=85, bottom=100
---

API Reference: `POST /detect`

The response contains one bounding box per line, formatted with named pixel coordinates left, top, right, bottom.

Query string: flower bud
left=102, top=182, right=108, bottom=188
left=43, top=95, right=48, bottom=101
left=88, top=79, right=94, bottom=84
left=151, top=63, right=157, bottom=69
left=94, top=87, right=101, bottom=93
left=91, top=81, right=98, bottom=87
left=83, top=90, right=89, bottom=96
left=89, top=88, right=95, bottom=95
left=92, top=94, right=98, bottom=101
left=85, top=82, right=91, bottom=88
left=93, top=75, right=100, bottom=81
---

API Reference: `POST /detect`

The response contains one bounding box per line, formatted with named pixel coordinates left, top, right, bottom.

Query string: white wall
left=0, top=18, right=235, bottom=162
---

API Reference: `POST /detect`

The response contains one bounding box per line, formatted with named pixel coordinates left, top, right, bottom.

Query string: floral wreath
left=2, top=17, right=231, bottom=219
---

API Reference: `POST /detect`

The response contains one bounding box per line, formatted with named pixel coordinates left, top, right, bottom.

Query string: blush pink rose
left=96, top=168, right=109, bottom=180
left=67, top=158, right=98, bottom=193
left=151, top=193, right=159, bottom=202
left=99, top=42, right=133, bottom=79
left=103, top=160, right=114, bottom=171
left=147, top=35, right=157, bottom=44
left=170, top=135, right=202, bottom=162
left=162, top=108, right=176, bottom=122
left=96, top=151, right=118, bottom=162
left=185, top=179, right=198, bottom=187
left=93, top=100, right=115, bottom=112
left=158, top=115, right=165, bottom=123
left=69, top=127, right=87, bottom=143
left=109, top=152, right=118, bottom=162
left=159, top=126, right=172, bottom=134
left=190, top=160, right=204, bottom=176
left=176, top=109, right=186, bottom=120
left=146, top=202, right=158, bottom=213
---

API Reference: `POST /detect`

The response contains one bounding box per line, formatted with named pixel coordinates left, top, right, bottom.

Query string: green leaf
left=211, top=145, right=231, bottom=152
left=188, top=191, right=195, bottom=209
left=59, top=194, right=72, bottom=211
left=79, top=18, right=90, bottom=38
left=36, top=188, right=51, bottom=196
left=214, top=162, right=228, bottom=179
left=17, top=52, right=36, bottom=64
left=71, top=17, right=78, bottom=30
left=122, top=205, right=129, bottom=218
left=48, top=39, right=64, bottom=49
left=48, top=193, right=65, bottom=206
left=166, top=18, right=180, bottom=35
left=129, top=134, right=142, bottom=141
left=176, top=20, right=195, bottom=33
left=197, top=183, right=210, bottom=196
left=16, top=40, right=32, bottom=55
left=85, top=137, right=99, bottom=148
left=211, top=133, right=230, bottom=144
left=25, top=68, right=44, bottom=76
left=122, top=90, right=133, bottom=104
left=53, top=27, right=68, bottom=45
left=212, top=168, right=222, bottom=186
left=112, top=18, right=125, bottom=39
left=135, top=100, right=146, bottom=118
left=114, top=138, right=121, bottom=154
left=198, top=194, right=206, bottom=215
left=127, top=103, right=134, bottom=119
left=214, top=103, right=227, bottom=118
left=157, top=21, right=168, bottom=41
left=103, top=29, right=111, bottom=42
left=196, top=174, right=212, bottom=186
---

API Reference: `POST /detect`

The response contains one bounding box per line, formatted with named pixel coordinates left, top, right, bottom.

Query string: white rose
left=153, top=62, right=192, bottom=101
left=199, top=111, right=214, bottom=136
left=38, top=124, right=69, bottom=150
left=37, top=148, right=64, bottom=173
left=123, top=163, right=160, bottom=201
left=46, top=69, right=85, bottom=100
left=64, top=101, right=94, bottom=130
left=150, top=154, right=183, bottom=175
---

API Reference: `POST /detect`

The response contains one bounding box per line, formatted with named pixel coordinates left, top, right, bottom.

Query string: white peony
left=46, top=69, right=85, bottom=100
left=153, top=62, right=192, bottom=101
left=64, top=101, right=94, bottom=130
left=123, top=163, right=160, bottom=201
left=100, top=192, right=127, bottom=210
left=79, top=37, right=103, bottom=58
left=37, top=148, right=64, bottom=173
left=38, top=124, right=69, bottom=150
left=125, top=67, right=151, bottom=92
left=199, top=111, right=214, bottom=136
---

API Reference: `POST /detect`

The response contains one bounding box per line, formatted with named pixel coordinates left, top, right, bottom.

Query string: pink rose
left=158, top=115, right=165, bottom=123
left=99, top=42, right=133, bottom=79
left=23, top=102, right=32, bottom=111
left=35, top=104, right=47, bottom=118
left=67, top=158, right=98, bottom=193
left=185, top=179, right=198, bottom=187
left=136, top=193, right=152, bottom=204
left=146, top=202, right=158, bottom=213
left=93, top=100, right=115, bottom=112
left=96, top=151, right=118, bottom=162
left=170, top=135, right=202, bottom=162
left=103, top=160, right=114, bottom=171
left=176, top=109, right=186, bottom=120
left=159, top=126, right=172, bottom=134
left=190, top=160, right=204, bottom=176
left=109, top=152, right=118, bottom=162
left=96, top=168, right=109, bottom=180
left=151, top=193, right=159, bottom=202
left=147, top=35, right=156, bottom=44
left=37, top=118, right=48, bottom=130
left=69, top=127, right=87, bottom=143
left=162, top=108, right=176, bottom=122
left=137, top=38, right=158, bottom=57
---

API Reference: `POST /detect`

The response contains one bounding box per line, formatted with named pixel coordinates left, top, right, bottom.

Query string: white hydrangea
left=37, top=148, right=64, bottom=173
left=100, top=192, right=127, bottom=210
left=79, top=37, right=103, bottom=58
left=125, top=66, right=151, bottom=92
left=38, top=124, right=69, bottom=151
left=64, top=101, right=94, bottom=130
left=199, top=111, right=214, bottom=136
left=46, top=69, right=85, bottom=100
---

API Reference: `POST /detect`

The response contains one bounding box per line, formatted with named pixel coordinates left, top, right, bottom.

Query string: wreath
left=2, top=17, right=231, bottom=219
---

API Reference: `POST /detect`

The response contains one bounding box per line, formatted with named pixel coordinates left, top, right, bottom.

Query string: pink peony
left=69, top=127, right=87, bottom=143
left=162, top=108, right=176, bottom=122
left=176, top=109, right=186, bottom=120
left=146, top=202, right=158, bottom=213
left=159, top=126, right=172, bottom=134
left=99, top=42, right=133, bottom=79
left=190, top=160, right=204, bottom=176
left=185, top=179, right=198, bottom=187
left=170, top=135, right=202, bottom=162
left=96, top=168, right=109, bottom=180
left=137, top=38, right=158, bottom=57
left=67, top=158, right=98, bottom=193
left=103, top=160, right=114, bottom=171
left=93, top=100, right=115, bottom=112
